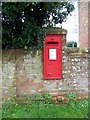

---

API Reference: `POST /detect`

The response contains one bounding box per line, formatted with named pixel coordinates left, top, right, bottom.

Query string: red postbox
left=44, top=34, right=62, bottom=80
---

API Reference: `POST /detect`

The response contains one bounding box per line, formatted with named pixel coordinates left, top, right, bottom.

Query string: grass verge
left=2, top=98, right=89, bottom=118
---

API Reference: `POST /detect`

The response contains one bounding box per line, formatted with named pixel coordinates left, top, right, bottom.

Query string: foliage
left=43, top=93, right=52, bottom=103
left=43, top=93, right=52, bottom=100
left=66, top=92, right=77, bottom=99
left=67, top=41, right=77, bottom=47
left=35, top=93, right=52, bottom=104
left=35, top=94, right=43, bottom=100
left=2, top=2, right=75, bottom=49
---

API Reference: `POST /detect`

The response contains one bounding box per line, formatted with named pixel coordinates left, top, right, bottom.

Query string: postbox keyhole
left=47, top=73, right=51, bottom=77
left=51, top=37, right=54, bottom=40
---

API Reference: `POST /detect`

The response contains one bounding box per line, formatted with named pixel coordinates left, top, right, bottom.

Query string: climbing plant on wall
left=2, top=2, right=74, bottom=49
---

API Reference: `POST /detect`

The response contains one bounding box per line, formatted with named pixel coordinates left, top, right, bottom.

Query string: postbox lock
left=47, top=73, right=51, bottom=77
left=51, top=37, right=54, bottom=40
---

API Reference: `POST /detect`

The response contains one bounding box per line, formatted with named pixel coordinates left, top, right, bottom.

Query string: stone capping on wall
left=45, top=27, right=67, bottom=35
left=63, top=47, right=90, bottom=54
left=69, top=53, right=87, bottom=58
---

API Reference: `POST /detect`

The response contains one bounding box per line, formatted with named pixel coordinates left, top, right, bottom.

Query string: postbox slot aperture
left=47, top=42, right=59, bottom=44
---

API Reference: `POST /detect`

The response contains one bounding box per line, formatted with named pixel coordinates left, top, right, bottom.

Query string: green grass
left=2, top=98, right=89, bottom=118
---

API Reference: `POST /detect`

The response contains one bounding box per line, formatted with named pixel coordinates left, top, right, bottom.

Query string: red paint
left=44, top=34, right=62, bottom=80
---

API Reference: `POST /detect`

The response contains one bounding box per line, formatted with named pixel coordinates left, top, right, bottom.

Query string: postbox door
left=44, top=47, right=62, bottom=79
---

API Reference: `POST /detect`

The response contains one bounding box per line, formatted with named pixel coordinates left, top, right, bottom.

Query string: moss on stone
left=45, top=27, right=67, bottom=35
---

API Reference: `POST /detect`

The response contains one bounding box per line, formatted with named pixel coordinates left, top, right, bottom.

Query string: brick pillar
left=78, top=2, right=89, bottom=48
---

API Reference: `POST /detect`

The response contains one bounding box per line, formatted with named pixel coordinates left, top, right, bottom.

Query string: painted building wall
left=78, top=2, right=89, bottom=48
